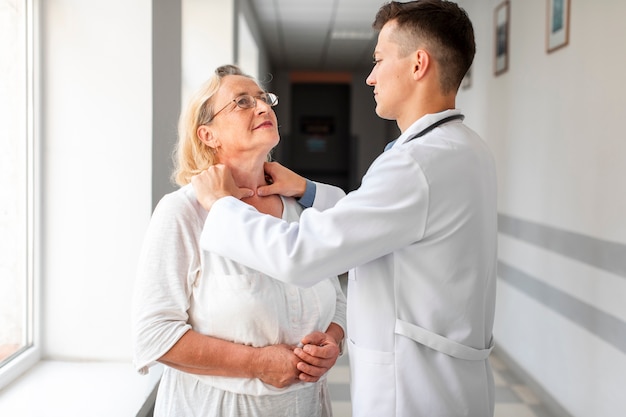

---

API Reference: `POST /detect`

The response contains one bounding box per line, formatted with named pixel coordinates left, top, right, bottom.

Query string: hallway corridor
left=327, top=350, right=560, bottom=417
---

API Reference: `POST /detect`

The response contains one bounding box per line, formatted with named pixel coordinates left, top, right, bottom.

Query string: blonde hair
left=172, top=65, right=254, bottom=186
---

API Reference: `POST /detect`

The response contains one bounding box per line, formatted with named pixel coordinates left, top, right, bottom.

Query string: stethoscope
left=384, top=114, right=465, bottom=151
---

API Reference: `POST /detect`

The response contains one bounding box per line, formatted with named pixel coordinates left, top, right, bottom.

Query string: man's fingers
left=256, top=183, right=277, bottom=197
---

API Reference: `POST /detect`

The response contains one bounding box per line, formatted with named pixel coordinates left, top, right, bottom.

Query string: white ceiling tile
left=248, top=0, right=383, bottom=71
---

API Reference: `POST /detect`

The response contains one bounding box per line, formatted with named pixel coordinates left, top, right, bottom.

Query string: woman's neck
left=220, top=154, right=267, bottom=192
left=222, top=157, right=283, bottom=217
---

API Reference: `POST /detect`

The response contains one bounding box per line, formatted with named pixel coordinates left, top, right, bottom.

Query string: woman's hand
left=191, top=165, right=253, bottom=211
left=294, top=329, right=342, bottom=383
left=253, top=344, right=302, bottom=388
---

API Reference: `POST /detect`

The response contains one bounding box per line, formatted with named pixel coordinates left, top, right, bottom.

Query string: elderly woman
left=132, top=65, right=346, bottom=417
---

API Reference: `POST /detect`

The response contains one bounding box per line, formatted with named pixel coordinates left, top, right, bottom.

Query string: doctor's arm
left=194, top=152, right=427, bottom=286
left=253, top=161, right=347, bottom=209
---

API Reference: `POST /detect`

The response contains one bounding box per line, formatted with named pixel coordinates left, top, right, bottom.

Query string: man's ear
left=412, top=49, right=430, bottom=80
left=197, top=125, right=220, bottom=148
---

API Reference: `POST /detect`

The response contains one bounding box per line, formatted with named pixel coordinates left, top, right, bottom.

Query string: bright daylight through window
left=0, top=0, right=34, bottom=377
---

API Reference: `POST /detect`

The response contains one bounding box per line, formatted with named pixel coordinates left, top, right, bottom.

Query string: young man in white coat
left=191, top=1, right=498, bottom=415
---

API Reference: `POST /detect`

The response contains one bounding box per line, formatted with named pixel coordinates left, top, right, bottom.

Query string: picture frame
left=494, top=1, right=510, bottom=76
left=546, top=0, right=570, bottom=53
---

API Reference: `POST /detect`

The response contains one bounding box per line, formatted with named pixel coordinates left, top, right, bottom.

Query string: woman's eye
left=238, top=97, right=254, bottom=107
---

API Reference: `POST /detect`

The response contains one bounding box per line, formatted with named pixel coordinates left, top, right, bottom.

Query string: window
left=0, top=0, right=38, bottom=389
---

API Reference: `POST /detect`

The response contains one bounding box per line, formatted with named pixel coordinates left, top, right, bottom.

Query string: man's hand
left=191, top=165, right=253, bottom=211
left=257, top=161, right=306, bottom=198
left=294, top=331, right=341, bottom=383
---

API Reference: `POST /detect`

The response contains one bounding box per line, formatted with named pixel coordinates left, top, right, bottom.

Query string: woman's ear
left=197, top=125, right=220, bottom=148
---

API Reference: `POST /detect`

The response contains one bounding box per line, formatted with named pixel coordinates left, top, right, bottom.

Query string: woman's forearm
left=158, top=329, right=301, bottom=388
left=158, top=329, right=257, bottom=377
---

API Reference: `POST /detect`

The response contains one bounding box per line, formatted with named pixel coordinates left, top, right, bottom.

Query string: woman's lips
left=254, top=121, right=274, bottom=129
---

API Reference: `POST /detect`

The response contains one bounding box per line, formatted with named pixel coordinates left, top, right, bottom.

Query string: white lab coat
left=201, top=110, right=498, bottom=416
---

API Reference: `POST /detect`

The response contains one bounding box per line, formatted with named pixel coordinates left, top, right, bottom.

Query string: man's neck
left=397, top=90, right=456, bottom=133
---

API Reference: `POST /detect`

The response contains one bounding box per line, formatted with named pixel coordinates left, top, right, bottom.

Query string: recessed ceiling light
left=330, top=30, right=373, bottom=40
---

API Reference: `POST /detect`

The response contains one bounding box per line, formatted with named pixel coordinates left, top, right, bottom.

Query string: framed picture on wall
left=546, top=0, right=570, bottom=53
left=494, top=1, right=509, bottom=76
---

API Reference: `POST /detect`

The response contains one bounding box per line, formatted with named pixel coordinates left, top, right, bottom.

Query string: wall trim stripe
left=498, top=214, right=626, bottom=278
left=498, top=260, right=626, bottom=354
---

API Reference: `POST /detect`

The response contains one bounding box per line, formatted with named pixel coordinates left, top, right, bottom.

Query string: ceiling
left=248, top=0, right=386, bottom=72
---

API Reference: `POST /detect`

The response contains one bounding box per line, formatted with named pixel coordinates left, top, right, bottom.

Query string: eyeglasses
left=210, top=92, right=279, bottom=122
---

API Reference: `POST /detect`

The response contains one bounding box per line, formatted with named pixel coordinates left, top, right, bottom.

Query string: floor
left=326, top=350, right=559, bottom=417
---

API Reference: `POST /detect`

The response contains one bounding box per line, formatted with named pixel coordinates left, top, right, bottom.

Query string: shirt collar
left=395, top=109, right=462, bottom=147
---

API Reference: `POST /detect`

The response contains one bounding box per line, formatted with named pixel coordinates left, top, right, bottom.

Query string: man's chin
left=375, top=107, right=394, bottom=121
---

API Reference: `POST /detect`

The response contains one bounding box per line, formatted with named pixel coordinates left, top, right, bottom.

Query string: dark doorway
left=288, top=83, right=351, bottom=192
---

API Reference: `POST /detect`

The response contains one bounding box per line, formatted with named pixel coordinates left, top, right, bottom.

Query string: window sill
left=0, top=360, right=162, bottom=416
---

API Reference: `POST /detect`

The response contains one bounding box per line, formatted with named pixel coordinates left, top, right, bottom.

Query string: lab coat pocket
left=347, top=338, right=396, bottom=417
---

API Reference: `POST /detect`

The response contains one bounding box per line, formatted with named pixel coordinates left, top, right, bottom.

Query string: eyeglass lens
left=209, top=93, right=278, bottom=123
left=235, top=93, right=278, bottom=109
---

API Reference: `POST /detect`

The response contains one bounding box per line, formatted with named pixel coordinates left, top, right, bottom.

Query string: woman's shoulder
left=153, top=184, right=207, bottom=222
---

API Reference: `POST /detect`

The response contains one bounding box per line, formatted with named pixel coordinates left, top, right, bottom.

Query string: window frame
left=0, top=0, right=41, bottom=391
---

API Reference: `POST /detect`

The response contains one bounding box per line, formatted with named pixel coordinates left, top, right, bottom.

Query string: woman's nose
left=255, top=98, right=271, bottom=113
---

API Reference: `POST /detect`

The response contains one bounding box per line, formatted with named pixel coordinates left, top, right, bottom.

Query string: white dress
left=132, top=184, right=347, bottom=417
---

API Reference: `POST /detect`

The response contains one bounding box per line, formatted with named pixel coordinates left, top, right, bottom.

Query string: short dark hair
left=373, top=0, right=475, bottom=93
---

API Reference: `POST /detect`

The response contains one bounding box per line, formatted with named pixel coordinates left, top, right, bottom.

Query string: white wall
left=238, top=13, right=259, bottom=80
left=42, top=0, right=152, bottom=360
left=181, top=0, right=234, bottom=104
left=237, top=0, right=271, bottom=85
left=457, top=1, right=626, bottom=416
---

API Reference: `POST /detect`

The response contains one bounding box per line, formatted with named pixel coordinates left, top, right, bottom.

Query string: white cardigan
left=132, top=184, right=346, bottom=400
